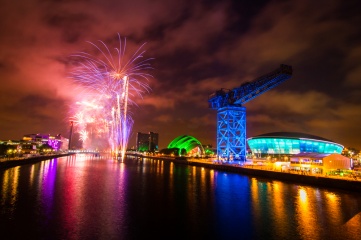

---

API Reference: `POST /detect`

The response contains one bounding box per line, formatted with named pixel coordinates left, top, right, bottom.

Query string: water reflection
left=38, top=159, right=57, bottom=227
left=325, top=192, right=342, bottom=226
left=270, top=182, right=289, bottom=239
left=1, top=166, right=20, bottom=216
left=1, top=155, right=361, bottom=240
left=296, top=187, right=320, bottom=239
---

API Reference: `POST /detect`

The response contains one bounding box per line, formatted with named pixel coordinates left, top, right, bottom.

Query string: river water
left=1, top=154, right=361, bottom=240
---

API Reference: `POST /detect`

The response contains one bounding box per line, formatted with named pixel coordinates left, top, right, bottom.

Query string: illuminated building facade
left=162, top=135, right=205, bottom=157
left=136, top=132, right=159, bottom=152
left=22, top=133, right=65, bottom=151
left=247, top=132, right=349, bottom=173
left=0, top=133, right=66, bottom=158
left=247, top=132, right=344, bottom=155
left=290, top=153, right=351, bottom=173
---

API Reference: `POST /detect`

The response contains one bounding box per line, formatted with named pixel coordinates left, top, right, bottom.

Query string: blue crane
left=208, top=64, right=293, bottom=162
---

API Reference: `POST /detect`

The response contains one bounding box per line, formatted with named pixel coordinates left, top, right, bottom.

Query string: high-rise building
left=136, top=132, right=159, bottom=152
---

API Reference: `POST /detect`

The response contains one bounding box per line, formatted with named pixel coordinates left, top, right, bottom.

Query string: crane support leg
left=217, top=106, right=246, bottom=162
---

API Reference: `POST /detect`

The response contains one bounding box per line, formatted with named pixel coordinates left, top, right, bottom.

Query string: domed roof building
left=247, top=132, right=344, bottom=155
left=168, top=135, right=205, bottom=156
left=159, top=135, right=206, bottom=157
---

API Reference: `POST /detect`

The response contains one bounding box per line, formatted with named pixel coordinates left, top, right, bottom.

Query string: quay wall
left=0, top=153, right=75, bottom=169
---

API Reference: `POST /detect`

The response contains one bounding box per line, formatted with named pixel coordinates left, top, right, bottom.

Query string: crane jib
left=208, top=64, right=292, bottom=109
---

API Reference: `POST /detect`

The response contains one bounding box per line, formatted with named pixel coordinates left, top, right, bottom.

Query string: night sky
left=1, top=0, right=360, bottom=150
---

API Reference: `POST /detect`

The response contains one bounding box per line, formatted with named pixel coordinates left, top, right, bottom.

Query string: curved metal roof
left=250, top=132, right=334, bottom=143
left=167, top=135, right=204, bottom=154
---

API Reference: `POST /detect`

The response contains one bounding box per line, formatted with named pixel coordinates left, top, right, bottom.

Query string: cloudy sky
left=1, top=0, right=360, bottom=150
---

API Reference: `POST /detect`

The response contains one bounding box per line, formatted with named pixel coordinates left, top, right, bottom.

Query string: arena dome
left=167, top=135, right=205, bottom=156
left=247, top=132, right=344, bottom=155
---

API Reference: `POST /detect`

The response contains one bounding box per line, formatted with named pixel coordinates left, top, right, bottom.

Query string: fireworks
left=69, top=34, right=152, bottom=160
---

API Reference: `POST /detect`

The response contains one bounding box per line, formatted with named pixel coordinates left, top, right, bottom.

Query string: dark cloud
left=43, top=13, right=94, bottom=43
left=0, top=0, right=360, bottom=150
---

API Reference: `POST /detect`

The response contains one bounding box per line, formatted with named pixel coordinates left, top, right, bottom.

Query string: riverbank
left=128, top=154, right=361, bottom=193
left=0, top=153, right=75, bottom=169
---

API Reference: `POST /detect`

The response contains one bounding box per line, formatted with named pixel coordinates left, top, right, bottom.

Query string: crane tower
left=208, top=64, right=293, bottom=162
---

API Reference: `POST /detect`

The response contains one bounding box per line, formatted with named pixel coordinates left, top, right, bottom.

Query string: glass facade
left=247, top=137, right=343, bottom=155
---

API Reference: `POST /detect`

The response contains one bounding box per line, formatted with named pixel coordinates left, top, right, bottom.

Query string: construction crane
left=208, top=64, right=293, bottom=162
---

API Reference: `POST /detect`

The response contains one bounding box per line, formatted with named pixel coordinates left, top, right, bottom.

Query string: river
left=1, top=154, right=361, bottom=240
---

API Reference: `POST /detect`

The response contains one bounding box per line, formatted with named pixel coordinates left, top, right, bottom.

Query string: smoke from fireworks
left=69, top=34, right=152, bottom=159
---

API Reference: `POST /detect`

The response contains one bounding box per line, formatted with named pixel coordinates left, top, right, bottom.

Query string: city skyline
left=1, top=0, right=360, bottom=149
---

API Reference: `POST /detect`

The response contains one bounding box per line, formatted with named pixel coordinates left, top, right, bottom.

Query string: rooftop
left=251, top=132, right=333, bottom=143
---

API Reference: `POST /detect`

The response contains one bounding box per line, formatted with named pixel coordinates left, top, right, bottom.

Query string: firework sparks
left=69, top=34, right=152, bottom=160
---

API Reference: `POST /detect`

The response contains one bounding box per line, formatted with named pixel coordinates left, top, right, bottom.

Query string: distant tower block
left=209, top=64, right=293, bottom=161
left=136, top=131, right=159, bottom=152
left=217, top=106, right=246, bottom=161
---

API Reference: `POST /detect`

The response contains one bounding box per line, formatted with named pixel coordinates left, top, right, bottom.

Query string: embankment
left=0, top=153, right=75, bottom=169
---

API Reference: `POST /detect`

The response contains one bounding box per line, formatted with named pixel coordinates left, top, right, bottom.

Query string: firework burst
left=69, top=34, right=153, bottom=160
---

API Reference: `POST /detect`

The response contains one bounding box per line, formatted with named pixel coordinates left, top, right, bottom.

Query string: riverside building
left=246, top=132, right=351, bottom=174
left=136, top=132, right=159, bottom=153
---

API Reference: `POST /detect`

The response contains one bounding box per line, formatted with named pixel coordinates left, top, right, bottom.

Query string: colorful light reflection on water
left=1, top=155, right=361, bottom=240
